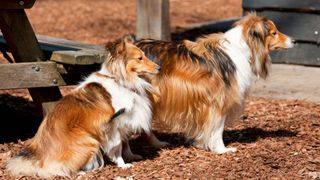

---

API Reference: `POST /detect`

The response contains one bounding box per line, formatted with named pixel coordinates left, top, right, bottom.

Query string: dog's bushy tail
left=6, top=150, right=70, bottom=178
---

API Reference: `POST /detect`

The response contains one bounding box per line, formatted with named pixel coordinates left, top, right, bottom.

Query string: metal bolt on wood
left=32, top=65, right=40, bottom=72
left=19, top=1, right=24, bottom=6
left=314, top=31, right=319, bottom=35
left=52, top=79, right=58, bottom=84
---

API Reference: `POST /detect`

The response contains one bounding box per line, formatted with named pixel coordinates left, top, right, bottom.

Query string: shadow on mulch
left=0, top=93, right=298, bottom=160
left=224, top=127, right=297, bottom=145
left=128, top=132, right=188, bottom=161
left=128, top=127, right=297, bottom=161
left=0, top=94, right=41, bottom=144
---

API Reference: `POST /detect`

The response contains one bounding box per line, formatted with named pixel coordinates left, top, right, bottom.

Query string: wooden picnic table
left=0, top=0, right=171, bottom=116
left=0, top=0, right=108, bottom=115
left=0, top=0, right=65, bottom=115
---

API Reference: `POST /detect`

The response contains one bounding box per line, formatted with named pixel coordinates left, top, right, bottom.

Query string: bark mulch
left=0, top=0, right=319, bottom=179
left=0, top=97, right=319, bottom=179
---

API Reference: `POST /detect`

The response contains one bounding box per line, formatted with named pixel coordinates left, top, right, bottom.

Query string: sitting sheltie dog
left=135, top=13, right=294, bottom=153
left=6, top=37, right=164, bottom=178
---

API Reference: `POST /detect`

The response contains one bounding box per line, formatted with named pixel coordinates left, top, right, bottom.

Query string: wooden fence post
left=136, top=0, right=171, bottom=41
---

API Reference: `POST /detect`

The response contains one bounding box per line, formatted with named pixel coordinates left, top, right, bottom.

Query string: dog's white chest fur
left=105, top=79, right=151, bottom=133
left=78, top=73, right=152, bottom=133
left=223, top=26, right=253, bottom=99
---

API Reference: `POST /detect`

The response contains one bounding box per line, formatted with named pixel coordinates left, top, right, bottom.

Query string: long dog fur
left=6, top=37, right=165, bottom=178
left=136, top=13, right=294, bottom=153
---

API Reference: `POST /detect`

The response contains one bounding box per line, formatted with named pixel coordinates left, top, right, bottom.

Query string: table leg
left=0, top=9, right=62, bottom=116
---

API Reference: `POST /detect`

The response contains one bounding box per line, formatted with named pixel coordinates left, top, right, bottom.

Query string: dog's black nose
left=157, top=66, right=161, bottom=71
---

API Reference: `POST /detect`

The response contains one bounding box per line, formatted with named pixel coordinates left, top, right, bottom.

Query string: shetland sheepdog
left=135, top=13, right=294, bottom=154
left=6, top=37, right=165, bottom=178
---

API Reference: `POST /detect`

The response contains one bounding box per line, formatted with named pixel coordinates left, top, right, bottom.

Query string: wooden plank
left=0, top=62, right=66, bottom=90
left=0, top=33, right=106, bottom=65
left=28, top=87, right=63, bottom=116
left=271, top=43, right=320, bottom=66
left=0, top=0, right=36, bottom=9
left=37, top=34, right=105, bottom=51
left=58, top=63, right=100, bottom=85
left=172, top=18, right=238, bottom=41
left=0, top=9, right=62, bottom=115
left=0, top=33, right=105, bottom=52
left=176, top=18, right=238, bottom=31
left=243, top=0, right=320, bottom=13
left=0, top=10, right=44, bottom=62
left=248, top=11, right=320, bottom=43
left=136, top=0, right=171, bottom=41
left=50, top=49, right=105, bottom=65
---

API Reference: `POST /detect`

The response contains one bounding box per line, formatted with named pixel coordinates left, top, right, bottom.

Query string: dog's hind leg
left=207, top=116, right=237, bottom=154
left=80, top=149, right=104, bottom=173
left=122, top=140, right=143, bottom=161
left=109, top=142, right=133, bottom=169
left=146, top=132, right=169, bottom=149
left=103, top=130, right=133, bottom=169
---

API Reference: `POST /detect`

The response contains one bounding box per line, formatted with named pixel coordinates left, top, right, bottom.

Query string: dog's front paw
left=118, top=163, right=134, bottom=169
left=77, top=171, right=86, bottom=176
left=215, top=147, right=237, bottom=154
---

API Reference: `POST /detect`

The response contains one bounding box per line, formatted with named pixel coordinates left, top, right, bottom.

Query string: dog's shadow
left=129, top=127, right=297, bottom=161
left=224, top=127, right=297, bottom=145
left=0, top=93, right=297, bottom=161
left=0, top=94, right=42, bottom=144
left=128, top=132, right=188, bottom=161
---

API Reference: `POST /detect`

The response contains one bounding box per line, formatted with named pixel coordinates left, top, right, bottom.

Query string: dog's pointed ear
left=123, top=34, right=135, bottom=44
left=249, top=22, right=265, bottom=42
left=248, top=17, right=269, bottom=43
left=105, top=38, right=127, bottom=57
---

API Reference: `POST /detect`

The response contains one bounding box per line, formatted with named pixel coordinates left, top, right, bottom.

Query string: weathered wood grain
left=0, top=9, right=62, bottom=115
left=50, top=49, right=105, bottom=65
left=28, top=87, right=63, bottom=116
left=0, top=62, right=66, bottom=90
left=136, top=0, right=171, bottom=41
left=243, top=0, right=320, bottom=13
left=0, top=33, right=106, bottom=65
left=36, top=34, right=105, bottom=52
left=0, top=10, right=44, bottom=62
left=171, top=18, right=239, bottom=41
left=245, top=11, right=320, bottom=43
left=58, top=63, right=100, bottom=85
left=271, top=43, right=320, bottom=66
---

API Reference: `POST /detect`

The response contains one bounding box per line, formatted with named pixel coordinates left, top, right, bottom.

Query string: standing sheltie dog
left=6, top=37, right=164, bottom=178
left=135, top=13, right=294, bottom=153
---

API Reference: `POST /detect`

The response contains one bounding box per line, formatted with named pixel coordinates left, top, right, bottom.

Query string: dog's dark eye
left=138, top=57, right=143, bottom=61
left=272, top=31, right=277, bottom=36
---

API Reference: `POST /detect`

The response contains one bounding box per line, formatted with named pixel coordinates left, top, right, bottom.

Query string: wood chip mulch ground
left=0, top=96, right=319, bottom=179
left=0, top=0, right=319, bottom=179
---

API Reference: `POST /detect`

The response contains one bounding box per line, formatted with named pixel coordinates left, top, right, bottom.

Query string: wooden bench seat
left=0, top=33, right=106, bottom=65
left=0, top=33, right=106, bottom=87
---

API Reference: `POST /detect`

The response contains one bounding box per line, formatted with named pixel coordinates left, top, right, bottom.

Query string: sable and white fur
left=6, top=37, right=165, bottom=178
left=135, top=13, right=294, bottom=153
left=93, top=37, right=167, bottom=168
